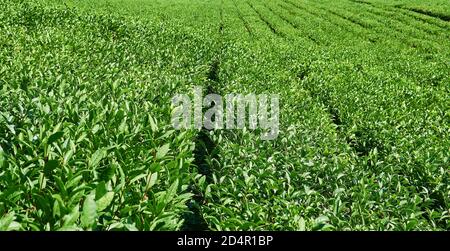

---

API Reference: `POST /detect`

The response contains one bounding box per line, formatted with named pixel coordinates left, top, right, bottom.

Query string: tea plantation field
left=0, top=0, right=449, bottom=230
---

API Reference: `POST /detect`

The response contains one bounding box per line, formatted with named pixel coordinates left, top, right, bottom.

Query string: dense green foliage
left=0, top=0, right=449, bottom=230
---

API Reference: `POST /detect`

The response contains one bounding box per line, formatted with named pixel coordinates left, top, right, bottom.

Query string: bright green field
left=0, top=0, right=449, bottom=231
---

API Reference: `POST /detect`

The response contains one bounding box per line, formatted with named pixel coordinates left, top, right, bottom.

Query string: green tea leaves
left=0, top=146, right=4, bottom=168
left=89, top=148, right=107, bottom=168
left=145, top=172, right=158, bottom=191
left=165, top=179, right=179, bottom=203
left=156, top=144, right=170, bottom=160
left=1, top=0, right=448, bottom=232
left=47, top=131, right=64, bottom=145
left=81, top=193, right=97, bottom=229
left=62, top=205, right=80, bottom=228
left=0, top=213, right=20, bottom=231
left=95, top=182, right=115, bottom=212
left=96, top=192, right=115, bottom=212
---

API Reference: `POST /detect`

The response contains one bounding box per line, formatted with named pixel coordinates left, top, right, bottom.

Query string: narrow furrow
left=182, top=60, right=220, bottom=231
left=182, top=0, right=225, bottom=231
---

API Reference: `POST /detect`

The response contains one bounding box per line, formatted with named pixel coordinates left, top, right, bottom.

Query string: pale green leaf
left=89, top=148, right=107, bottom=168
left=81, top=193, right=97, bottom=229
left=0, top=213, right=15, bottom=231
left=0, top=146, right=4, bottom=168
left=145, top=172, right=158, bottom=191
left=96, top=192, right=115, bottom=212
left=62, top=205, right=80, bottom=227
left=156, top=144, right=170, bottom=159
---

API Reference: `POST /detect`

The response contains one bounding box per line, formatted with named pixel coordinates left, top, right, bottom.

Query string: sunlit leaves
left=1, top=0, right=448, bottom=232
left=156, top=143, right=170, bottom=160
left=81, top=193, right=97, bottom=229
left=0, top=213, right=21, bottom=231
left=88, top=148, right=107, bottom=169
left=0, top=0, right=210, bottom=231
left=0, top=146, right=4, bottom=168
left=61, top=205, right=80, bottom=230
